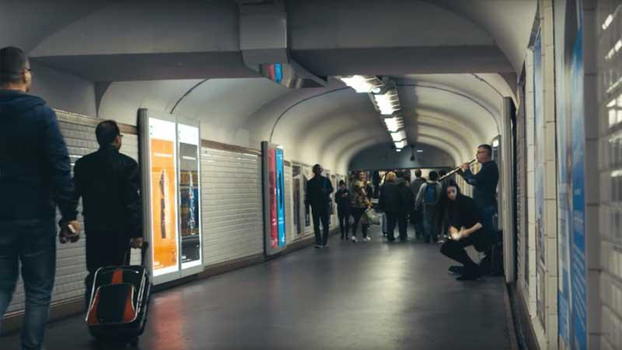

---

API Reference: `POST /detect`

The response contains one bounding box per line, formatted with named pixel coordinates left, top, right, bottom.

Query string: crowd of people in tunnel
left=306, top=143, right=499, bottom=281
left=0, top=44, right=503, bottom=350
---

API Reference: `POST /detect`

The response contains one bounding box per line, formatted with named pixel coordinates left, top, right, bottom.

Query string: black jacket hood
left=0, top=89, right=46, bottom=115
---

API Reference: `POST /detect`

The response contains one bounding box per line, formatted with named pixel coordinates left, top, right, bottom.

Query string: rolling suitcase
left=85, top=243, right=151, bottom=346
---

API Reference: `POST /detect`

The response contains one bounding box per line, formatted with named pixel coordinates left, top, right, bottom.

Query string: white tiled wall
left=6, top=111, right=139, bottom=314
left=5, top=113, right=267, bottom=318
left=598, top=1, right=622, bottom=348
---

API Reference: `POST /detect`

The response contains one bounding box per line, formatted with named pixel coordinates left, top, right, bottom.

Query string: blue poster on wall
left=275, top=147, right=287, bottom=247
left=569, top=29, right=587, bottom=350
left=556, top=6, right=587, bottom=348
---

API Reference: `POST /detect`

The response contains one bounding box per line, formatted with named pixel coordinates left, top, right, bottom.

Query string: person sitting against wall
left=439, top=182, right=487, bottom=281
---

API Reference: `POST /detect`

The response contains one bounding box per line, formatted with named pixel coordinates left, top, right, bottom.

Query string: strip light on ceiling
left=338, top=75, right=382, bottom=93
left=338, top=74, right=406, bottom=152
left=384, top=116, right=401, bottom=132
left=390, top=130, right=406, bottom=142
left=394, top=140, right=407, bottom=149
left=373, top=91, right=400, bottom=115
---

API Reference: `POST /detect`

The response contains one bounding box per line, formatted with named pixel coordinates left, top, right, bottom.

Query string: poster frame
left=177, top=119, right=204, bottom=277
left=261, top=141, right=287, bottom=256
left=139, top=109, right=204, bottom=285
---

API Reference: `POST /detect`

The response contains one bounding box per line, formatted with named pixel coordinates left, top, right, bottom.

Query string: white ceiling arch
left=414, top=114, right=481, bottom=149
left=0, top=0, right=536, bottom=175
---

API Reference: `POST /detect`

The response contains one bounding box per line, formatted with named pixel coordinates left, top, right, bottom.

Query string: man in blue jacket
left=0, top=46, right=80, bottom=350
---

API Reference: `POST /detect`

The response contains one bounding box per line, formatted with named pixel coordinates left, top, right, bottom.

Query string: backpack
left=423, top=183, right=439, bottom=205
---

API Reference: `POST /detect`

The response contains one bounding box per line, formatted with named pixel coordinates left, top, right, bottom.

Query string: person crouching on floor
left=439, top=182, right=489, bottom=281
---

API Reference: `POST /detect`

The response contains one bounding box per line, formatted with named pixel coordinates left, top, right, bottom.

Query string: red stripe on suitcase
left=111, top=269, right=124, bottom=284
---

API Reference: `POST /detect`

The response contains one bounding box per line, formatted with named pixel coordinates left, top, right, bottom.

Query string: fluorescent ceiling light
left=374, top=92, right=400, bottom=115
left=379, top=105, right=399, bottom=115
left=339, top=75, right=380, bottom=93
left=390, top=130, right=406, bottom=142
left=416, top=149, right=423, bottom=153
left=492, top=139, right=500, bottom=147
left=602, top=14, right=614, bottom=30
left=384, top=117, right=401, bottom=132
left=616, top=40, right=622, bottom=52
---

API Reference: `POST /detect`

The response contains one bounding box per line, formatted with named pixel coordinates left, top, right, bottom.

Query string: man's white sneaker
left=351, top=236, right=357, bottom=243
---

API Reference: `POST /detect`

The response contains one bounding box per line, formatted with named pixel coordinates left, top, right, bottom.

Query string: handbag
left=364, top=208, right=381, bottom=225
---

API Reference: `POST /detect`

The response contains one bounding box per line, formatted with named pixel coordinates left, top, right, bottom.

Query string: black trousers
left=440, top=233, right=483, bottom=273
left=351, top=208, right=369, bottom=238
left=337, top=207, right=350, bottom=237
left=386, top=212, right=408, bottom=240
left=84, top=229, right=130, bottom=306
left=311, top=205, right=330, bottom=246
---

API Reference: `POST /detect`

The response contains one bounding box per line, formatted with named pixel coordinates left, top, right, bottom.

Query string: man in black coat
left=459, top=144, right=499, bottom=239
left=73, top=120, right=143, bottom=303
left=0, top=46, right=80, bottom=350
left=379, top=172, right=412, bottom=242
left=305, top=164, right=334, bottom=248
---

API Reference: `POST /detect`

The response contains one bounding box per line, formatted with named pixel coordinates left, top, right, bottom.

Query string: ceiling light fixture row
left=338, top=75, right=406, bottom=151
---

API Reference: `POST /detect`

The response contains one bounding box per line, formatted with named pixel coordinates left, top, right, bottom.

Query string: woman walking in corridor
left=350, top=180, right=371, bottom=243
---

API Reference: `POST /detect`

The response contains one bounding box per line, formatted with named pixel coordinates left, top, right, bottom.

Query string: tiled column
left=583, top=1, right=602, bottom=349
left=537, top=1, right=560, bottom=348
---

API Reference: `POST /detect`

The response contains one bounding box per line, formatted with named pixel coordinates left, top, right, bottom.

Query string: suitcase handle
left=125, top=241, right=149, bottom=266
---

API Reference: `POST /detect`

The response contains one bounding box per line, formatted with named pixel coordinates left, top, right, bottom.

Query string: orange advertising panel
left=150, top=138, right=178, bottom=274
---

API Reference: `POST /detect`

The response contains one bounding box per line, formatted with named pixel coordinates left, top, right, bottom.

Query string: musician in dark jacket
left=73, top=120, right=143, bottom=303
left=459, top=144, right=499, bottom=237
left=440, top=182, right=486, bottom=280
left=305, top=164, right=334, bottom=248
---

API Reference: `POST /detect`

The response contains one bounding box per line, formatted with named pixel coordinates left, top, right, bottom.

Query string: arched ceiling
left=1, top=0, right=537, bottom=173
left=349, top=142, right=454, bottom=170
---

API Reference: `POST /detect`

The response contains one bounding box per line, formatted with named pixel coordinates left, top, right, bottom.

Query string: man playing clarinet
left=458, top=144, right=499, bottom=250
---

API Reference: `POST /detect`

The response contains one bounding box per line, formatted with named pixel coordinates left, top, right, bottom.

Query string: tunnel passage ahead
left=1, top=228, right=512, bottom=350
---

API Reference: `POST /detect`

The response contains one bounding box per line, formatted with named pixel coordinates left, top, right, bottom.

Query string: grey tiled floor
left=1, top=228, right=511, bottom=350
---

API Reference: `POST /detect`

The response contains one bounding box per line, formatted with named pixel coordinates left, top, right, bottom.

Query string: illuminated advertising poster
left=178, top=124, right=202, bottom=269
left=262, top=142, right=287, bottom=255
left=149, top=118, right=179, bottom=277
left=275, top=148, right=286, bottom=247
left=268, top=148, right=278, bottom=248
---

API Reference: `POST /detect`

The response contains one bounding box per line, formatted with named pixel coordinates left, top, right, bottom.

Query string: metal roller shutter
left=200, top=147, right=263, bottom=265
left=284, top=164, right=295, bottom=244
